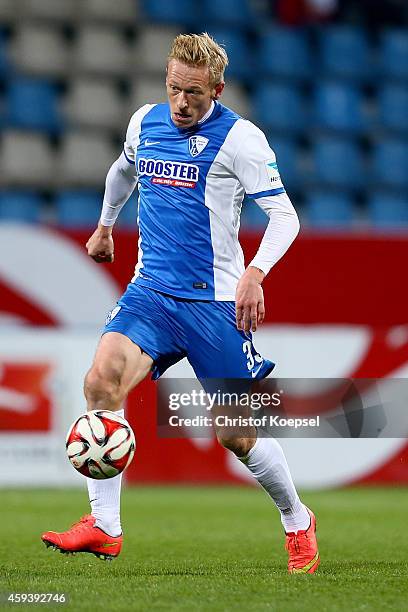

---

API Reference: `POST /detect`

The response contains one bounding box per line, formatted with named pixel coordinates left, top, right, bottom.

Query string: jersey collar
left=197, top=100, right=215, bottom=125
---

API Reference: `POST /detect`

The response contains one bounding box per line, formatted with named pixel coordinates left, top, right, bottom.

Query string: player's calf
left=215, top=432, right=255, bottom=457
left=213, top=405, right=320, bottom=574
left=213, top=403, right=257, bottom=457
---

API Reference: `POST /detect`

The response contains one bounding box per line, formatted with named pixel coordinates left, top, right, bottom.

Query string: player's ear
left=213, top=82, right=225, bottom=100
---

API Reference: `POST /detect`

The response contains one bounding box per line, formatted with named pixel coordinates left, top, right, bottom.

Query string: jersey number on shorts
left=242, top=340, right=263, bottom=375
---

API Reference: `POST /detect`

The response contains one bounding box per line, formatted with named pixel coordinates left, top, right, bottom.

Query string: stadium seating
left=55, top=188, right=138, bottom=229
left=0, top=0, right=17, bottom=22
left=372, top=140, right=408, bottom=189
left=372, top=139, right=408, bottom=189
left=9, top=25, right=70, bottom=77
left=6, top=78, right=61, bottom=133
left=257, top=27, right=312, bottom=81
left=134, top=26, right=182, bottom=74
left=378, top=85, right=408, bottom=134
left=56, top=132, right=115, bottom=187
left=55, top=190, right=102, bottom=228
left=18, top=0, right=79, bottom=22
left=117, top=195, right=139, bottom=228
left=310, top=138, right=364, bottom=189
left=315, top=82, right=366, bottom=133
left=218, top=81, right=250, bottom=118
left=0, top=131, right=54, bottom=187
left=81, top=0, right=138, bottom=24
left=318, top=26, right=371, bottom=81
left=64, top=78, right=124, bottom=132
left=0, top=191, right=42, bottom=222
left=241, top=199, right=269, bottom=230
left=128, top=77, right=167, bottom=113
left=73, top=26, right=131, bottom=77
left=368, top=194, right=408, bottom=227
left=205, top=29, right=251, bottom=81
left=305, top=192, right=354, bottom=228
left=0, top=33, right=10, bottom=78
left=0, top=4, right=406, bottom=229
left=202, top=0, right=257, bottom=29
left=142, top=0, right=199, bottom=27
left=266, top=137, right=299, bottom=191
left=380, top=29, right=408, bottom=81
left=253, top=84, right=305, bottom=134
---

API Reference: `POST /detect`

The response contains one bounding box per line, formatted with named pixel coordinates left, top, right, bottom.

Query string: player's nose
left=178, top=93, right=188, bottom=109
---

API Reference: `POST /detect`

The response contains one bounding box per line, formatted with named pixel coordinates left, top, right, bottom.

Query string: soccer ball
left=66, top=410, right=135, bottom=479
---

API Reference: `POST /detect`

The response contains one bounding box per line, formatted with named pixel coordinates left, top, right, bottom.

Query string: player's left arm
left=235, top=192, right=299, bottom=332
left=232, top=122, right=300, bottom=332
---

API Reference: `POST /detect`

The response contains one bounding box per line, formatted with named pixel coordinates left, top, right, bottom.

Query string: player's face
left=166, top=59, right=224, bottom=128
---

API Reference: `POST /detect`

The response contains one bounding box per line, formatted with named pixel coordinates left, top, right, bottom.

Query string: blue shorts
left=103, top=283, right=275, bottom=383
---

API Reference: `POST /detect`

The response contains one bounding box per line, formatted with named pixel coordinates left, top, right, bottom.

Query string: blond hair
left=168, top=32, right=228, bottom=87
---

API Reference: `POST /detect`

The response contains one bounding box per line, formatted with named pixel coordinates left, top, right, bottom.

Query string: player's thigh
left=90, top=331, right=153, bottom=393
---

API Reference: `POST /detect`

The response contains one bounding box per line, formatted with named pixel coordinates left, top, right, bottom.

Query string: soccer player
left=42, top=33, right=319, bottom=574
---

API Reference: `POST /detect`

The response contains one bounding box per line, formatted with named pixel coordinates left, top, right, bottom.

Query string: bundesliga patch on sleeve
left=264, top=159, right=284, bottom=189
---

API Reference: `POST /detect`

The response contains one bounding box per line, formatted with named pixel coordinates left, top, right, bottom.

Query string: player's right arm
left=86, top=105, right=154, bottom=263
left=86, top=154, right=137, bottom=263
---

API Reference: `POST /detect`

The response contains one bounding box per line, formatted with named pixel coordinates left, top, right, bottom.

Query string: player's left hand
left=235, top=266, right=265, bottom=333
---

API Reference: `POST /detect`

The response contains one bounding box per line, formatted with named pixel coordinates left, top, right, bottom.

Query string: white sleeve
left=232, top=121, right=285, bottom=198
left=123, top=103, right=155, bottom=164
left=100, top=153, right=138, bottom=227
left=248, top=192, right=300, bottom=276
left=100, top=104, right=155, bottom=226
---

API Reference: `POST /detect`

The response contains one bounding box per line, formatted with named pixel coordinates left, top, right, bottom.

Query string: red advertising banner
left=0, top=363, right=52, bottom=432
left=66, top=229, right=408, bottom=327
left=0, top=226, right=407, bottom=486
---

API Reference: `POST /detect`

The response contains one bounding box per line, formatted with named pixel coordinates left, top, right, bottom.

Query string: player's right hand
left=86, top=225, right=114, bottom=263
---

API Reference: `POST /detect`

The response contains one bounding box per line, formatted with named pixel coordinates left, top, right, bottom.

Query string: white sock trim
left=240, top=435, right=310, bottom=533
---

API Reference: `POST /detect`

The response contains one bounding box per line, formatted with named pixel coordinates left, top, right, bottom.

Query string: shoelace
left=68, top=515, right=93, bottom=534
left=286, top=531, right=309, bottom=556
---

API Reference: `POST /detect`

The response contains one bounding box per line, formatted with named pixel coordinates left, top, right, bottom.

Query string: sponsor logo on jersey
left=265, top=159, right=282, bottom=186
left=138, top=158, right=199, bottom=188
left=189, top=135, right=209, bottom=157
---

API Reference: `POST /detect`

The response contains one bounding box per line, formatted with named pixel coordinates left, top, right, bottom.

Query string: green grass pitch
left=1, top=486, right=407, bottom=611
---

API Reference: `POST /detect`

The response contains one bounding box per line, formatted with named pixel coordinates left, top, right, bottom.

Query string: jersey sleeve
left=123, top=104, right=155, bottom=165
left=232, top=122, right=285, bottom=199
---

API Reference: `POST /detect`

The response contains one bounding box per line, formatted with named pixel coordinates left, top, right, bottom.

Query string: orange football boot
left=41, top=514, right=122, bottom=561
left=285, top=508, right=320, bottom=574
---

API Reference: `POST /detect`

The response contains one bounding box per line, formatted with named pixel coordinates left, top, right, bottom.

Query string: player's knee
left=216, top=433, right=253, bottom=457
left=84, top=366, right=125, bottom=408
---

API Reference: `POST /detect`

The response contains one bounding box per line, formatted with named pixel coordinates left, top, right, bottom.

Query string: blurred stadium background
left=1, top=0, right=408, bottom=492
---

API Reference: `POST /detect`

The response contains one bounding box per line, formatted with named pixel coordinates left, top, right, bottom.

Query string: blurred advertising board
left=0, top=224, right=407, bottom=487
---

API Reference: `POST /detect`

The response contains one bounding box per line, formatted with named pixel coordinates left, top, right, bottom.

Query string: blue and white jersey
left=123, top=101, right=285, bottom=301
